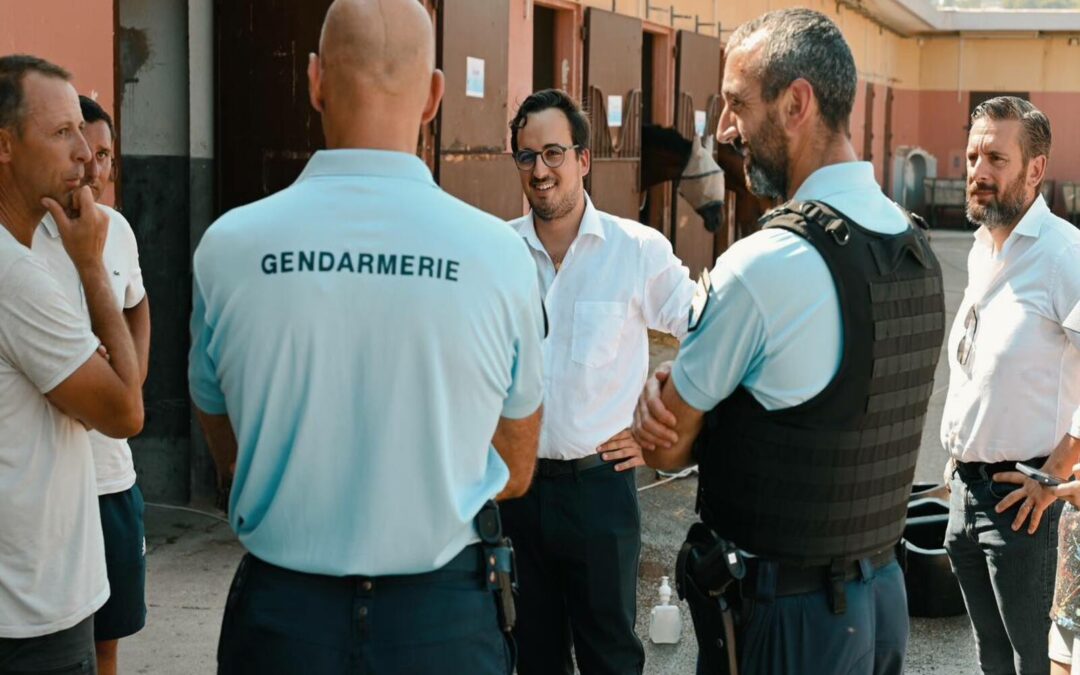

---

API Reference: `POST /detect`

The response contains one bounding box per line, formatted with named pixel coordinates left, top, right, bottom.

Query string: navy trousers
left=217, top=548, right=512, bottom=675
left=697, top=559, right=909, bottom=675
left=501, top=461, right=645, bottom=675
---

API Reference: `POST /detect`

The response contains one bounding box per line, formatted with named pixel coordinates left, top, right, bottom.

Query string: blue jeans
left=945, top=471, right=1061, bottom=675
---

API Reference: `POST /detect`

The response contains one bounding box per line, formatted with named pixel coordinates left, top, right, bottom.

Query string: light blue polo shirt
left=189, top=149, right=544, bottom=576
left=673, top=161, right=910, bottom=411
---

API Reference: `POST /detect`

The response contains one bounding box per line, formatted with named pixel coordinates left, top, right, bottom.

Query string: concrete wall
left=118, top=0, right=193, bottom=504
left=187, top=0, right=216, bottom=504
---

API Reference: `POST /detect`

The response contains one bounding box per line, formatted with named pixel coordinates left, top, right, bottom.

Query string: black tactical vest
left=693, top=200, right=945, bottom=566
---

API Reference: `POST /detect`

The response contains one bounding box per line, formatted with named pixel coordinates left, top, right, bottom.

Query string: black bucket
left=898, top=500, right=966, bottom=617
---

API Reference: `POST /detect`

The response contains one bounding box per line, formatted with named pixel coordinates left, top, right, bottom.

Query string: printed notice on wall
left=607, top=95, right=623, bottom=128
left=466, top=57, right=485, bottom=99
left=694, top=110, right=707, bottom=138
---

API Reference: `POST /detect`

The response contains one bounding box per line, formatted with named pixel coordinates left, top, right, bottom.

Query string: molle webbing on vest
left=693, top=200, right=946, bottom=566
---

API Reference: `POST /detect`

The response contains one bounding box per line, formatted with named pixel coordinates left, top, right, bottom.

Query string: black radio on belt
left=475, top=500, right=517, bottom=633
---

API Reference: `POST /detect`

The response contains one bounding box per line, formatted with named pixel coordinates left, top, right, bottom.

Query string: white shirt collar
left=792, top=161, right=879, bottom=204
left=38, top=213, right=60, bottom=239
left=515, top=192, right=607, bottom=255
left=973, top=194, right=1049, bottom=248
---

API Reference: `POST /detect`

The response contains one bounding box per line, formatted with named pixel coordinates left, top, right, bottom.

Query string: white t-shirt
left=0, top=225, right=109, bottom=638
left=33, top=205, right=145, bottom=495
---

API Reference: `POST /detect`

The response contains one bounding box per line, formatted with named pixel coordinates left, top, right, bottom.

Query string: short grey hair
left=0, top=54, right=71, bottom=132
left=727, top=8, right=856, bottom=134
left=971, top=96, right=1051, bottom=163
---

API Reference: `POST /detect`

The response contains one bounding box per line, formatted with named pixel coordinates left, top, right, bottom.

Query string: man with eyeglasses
left=941, top=96, right=1080, bottom=675
left=501, top=88, right=694, bottom=675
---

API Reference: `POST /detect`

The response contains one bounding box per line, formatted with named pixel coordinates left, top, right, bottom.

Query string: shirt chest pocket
left=571, top=301, right=627, bottom=368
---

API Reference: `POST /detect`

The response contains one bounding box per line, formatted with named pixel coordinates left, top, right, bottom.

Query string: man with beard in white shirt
left=941, top=96, right=1080, bottom=675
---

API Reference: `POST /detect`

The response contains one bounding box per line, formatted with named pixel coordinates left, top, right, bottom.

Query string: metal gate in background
left=583, top=7, right=642, bottom=221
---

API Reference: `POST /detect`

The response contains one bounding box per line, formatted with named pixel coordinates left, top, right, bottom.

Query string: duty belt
left=741, top=547, right=896, bottom=615
left=474, top=500, right=517, bottom=633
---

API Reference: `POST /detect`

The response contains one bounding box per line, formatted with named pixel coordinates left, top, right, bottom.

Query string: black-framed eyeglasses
left=957, top=305, right=978, bottom=368
left=513, top=144, right=581, bottom=171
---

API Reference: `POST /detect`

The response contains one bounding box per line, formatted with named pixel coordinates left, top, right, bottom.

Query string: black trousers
left=501, top=460, right=645, bottom=675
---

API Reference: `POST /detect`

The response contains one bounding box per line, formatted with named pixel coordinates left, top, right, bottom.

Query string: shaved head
left=318, top=0, right=434, bottom=99
left=309, top=0, right=443, bottom=151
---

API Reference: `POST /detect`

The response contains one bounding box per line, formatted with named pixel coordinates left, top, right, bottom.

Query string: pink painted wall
left=1030, top=92, right=1080, bottom=211
left=508, top=0, right=533, bottom=150
left=871, top=82, right=887, bottom=184
left=889, top=88, right=921, bottom=153
left=851, top=81, right=866, bottom=163
left=916, top=90, right=970, bottom=180
left=1, top=0, right=117, bottom=204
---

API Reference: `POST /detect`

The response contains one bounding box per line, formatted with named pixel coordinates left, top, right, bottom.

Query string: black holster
left=676, top=523, right=745, bottom=675
left=475, top=500, right=517, bottom=632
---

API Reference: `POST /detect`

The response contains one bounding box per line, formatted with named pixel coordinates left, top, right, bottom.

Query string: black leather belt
left=536, top=454, right=611, bottom=478
left=742, top=548, right=896, bottom=598
left=955, top=456, right=1047, bottom=482
left=245, top=543, right=486, bottom=590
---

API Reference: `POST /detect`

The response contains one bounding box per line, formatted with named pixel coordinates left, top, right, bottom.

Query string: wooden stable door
left=215, top=0, right=332, bottom=214
left=436, top=0, right=522, bottom=219
left=672, top=30, right=722, bottom=276
left=582, top=8, right=642, bottom=221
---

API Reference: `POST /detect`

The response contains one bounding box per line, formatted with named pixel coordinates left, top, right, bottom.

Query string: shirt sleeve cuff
left=671, top=360, right=717, bottom=413
left=190, top=384, right=228, bottom=416
left=1071, top=408, right=1080, bottom=440
left=501, top=391, right=543, bottom=420
left=40, top=338, right=101, bottom=394
left=124, top=283, right=147, bottom=309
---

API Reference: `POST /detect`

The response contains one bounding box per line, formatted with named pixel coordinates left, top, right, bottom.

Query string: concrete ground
left=124, top=231, right=981, bottom=674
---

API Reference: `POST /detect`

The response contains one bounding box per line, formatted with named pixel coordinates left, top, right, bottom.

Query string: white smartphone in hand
left=1016, top=462, right=1064, bottom=487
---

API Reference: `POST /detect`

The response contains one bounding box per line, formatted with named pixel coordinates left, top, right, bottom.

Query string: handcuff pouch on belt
left=676, top=522, right=746, bottom=675
left=476, top=500, right=517, bottom=632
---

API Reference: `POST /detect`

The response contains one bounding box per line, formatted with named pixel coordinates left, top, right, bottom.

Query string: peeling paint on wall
left=119, top=25, right=151, bottom=84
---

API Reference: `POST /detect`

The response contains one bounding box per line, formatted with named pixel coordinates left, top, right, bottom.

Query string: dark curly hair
left=509, top=88, right=590, bottom=154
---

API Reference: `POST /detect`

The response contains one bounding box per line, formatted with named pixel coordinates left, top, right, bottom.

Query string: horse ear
left=641, top=124, right=693, bottom=189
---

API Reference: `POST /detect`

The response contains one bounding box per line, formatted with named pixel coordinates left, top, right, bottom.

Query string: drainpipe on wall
left=957, top=37, right=964, bottom=104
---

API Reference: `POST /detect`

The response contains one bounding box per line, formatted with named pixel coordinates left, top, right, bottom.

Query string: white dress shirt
left=941, top=195, right=1080, bottom=463
left=509, top=194, right=694, bottom=460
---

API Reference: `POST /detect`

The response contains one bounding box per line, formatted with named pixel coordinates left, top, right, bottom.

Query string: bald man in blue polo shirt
left=188, top=1, right=543, bottom=673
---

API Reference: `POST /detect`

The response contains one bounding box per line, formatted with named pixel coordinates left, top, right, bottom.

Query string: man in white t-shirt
left=33, top=95, right=150, bottom=675
left=0, top=55, right=143, bottom=673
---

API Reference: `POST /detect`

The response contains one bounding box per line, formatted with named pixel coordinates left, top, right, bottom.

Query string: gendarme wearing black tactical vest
left=682, top=200, right=945, bottom=674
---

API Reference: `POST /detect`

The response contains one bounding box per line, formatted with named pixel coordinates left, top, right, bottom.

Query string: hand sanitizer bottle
left=649, top=576, right=682, bottom=644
